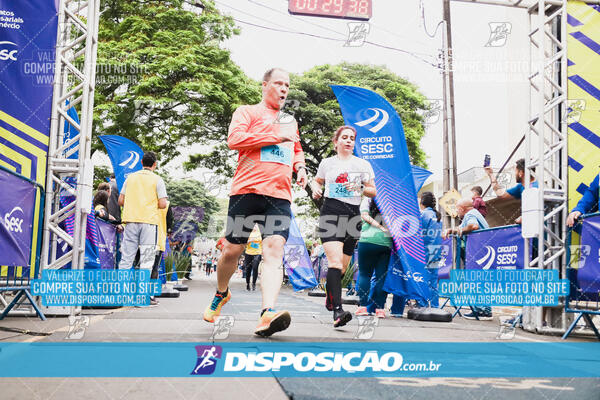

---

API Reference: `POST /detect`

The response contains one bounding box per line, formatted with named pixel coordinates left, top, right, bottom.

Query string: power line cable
left=253, top=0, right=438, bottom=59
left=420, top=0, right=445, bottom=38
left=232, top=18, right=440, bottom=68
left=273, top=0, right=436, bottom=49
left=215, top=0, right=440, bottom=68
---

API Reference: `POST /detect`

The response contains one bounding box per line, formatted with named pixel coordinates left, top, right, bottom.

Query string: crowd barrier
left=564, top=213, right=600, bottom=340
left=439, top=225, right=529, bottom=320
left=0, top=165, right=46, bottom=320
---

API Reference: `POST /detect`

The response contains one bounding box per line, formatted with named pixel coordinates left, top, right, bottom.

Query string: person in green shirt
left=356, top=198, right=393, bottom=318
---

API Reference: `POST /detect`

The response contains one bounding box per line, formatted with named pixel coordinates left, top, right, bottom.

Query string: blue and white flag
left=99, top=135, right=143, bottom=191
left=331, top=85, right=430, bottom=303
left=412, top=165, right=432, bottom=193
left=283, top=213, right=318, bottom=291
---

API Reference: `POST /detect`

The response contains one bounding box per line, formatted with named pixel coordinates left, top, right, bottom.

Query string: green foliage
left=164, top=251, right=190, bottom=280
left=341, top=262, right=358, bottom=289
left=93, top=165, right=112, bottom=189
left=165, top=178, right=220, bottom=233
left=187, top=62, right=429, bottom=211
left=93, top=0, right=259, bottom=163
left=289, top=62, right=429, bottom=177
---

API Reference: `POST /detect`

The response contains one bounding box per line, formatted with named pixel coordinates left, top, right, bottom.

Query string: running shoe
left=254, top=309, right=291, bottom=337
left=333, top=309, right=352, bottom=328
left=203, top=289, right=231, bottom=323
left=355, top=306, right=369, bottom=316
left=375, top=309, right=386, bottom=318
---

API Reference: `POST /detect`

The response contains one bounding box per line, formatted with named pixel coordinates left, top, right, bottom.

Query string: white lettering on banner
left=0, top=41, right=17, bottom=61
left=359, top=136, right=392, bottom=143
left=223, top=351, right=405, bottom=373
left=360, top=143, right=394, bottom=155
left=497, top=246, right=518, bottom=253
left=4, top=206, right=24, bottom=233
left=475, top=244, right=519, bottom=269
left=392, top=267, right=425, bottom=283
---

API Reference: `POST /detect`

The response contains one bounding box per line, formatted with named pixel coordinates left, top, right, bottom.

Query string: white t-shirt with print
left=316, top=155, right=375, bottom=205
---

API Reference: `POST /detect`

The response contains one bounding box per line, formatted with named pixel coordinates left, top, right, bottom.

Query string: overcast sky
left=204, top=0, right=532, bottom=182
left=96, top=0, right=535, bottom=191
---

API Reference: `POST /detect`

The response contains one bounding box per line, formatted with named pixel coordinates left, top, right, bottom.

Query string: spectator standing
left=419, top=192, right=443, bottom=308
left=118, top=151, right=168, bottom=270
left=243, top=225, right=263, bottom=291
left=107, top=174, right=121, bottom=222
left=443, top=198, right=491, bottom=320
left=471, top=186, right=487, bottom=218
left=567, top=173, right=600, bottom=227
left=93, top=190, right=111, bottom=222
left=356, top=198, right=392, bottom=319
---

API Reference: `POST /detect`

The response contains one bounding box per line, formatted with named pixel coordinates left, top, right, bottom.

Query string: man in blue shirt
left=567, top=174, right=599, bottom=227
left=443, top=198, right=489, bottom=239
left=443, top=198, right=492, bottom=320
left=485, top=158, right=538, bottom=199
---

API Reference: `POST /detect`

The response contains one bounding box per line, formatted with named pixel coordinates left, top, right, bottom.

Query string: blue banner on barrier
left=465, top=226, right=528, bottom=270
left=0, top=167, right=36, bottom=267
left=99, top=135, right=144, bottom=192
left=1, top=342, right=599, bottom=377
left=331, top=85, right=430, bottom=303
left=283, top=213, right=318, bottom=290
left=0, top=0, right=58, bottom=278
left=576, top=214, right=600, bottom=301
left=97, top=219, right=117, bottom=269
left=437, top=238, right=453, bottom=280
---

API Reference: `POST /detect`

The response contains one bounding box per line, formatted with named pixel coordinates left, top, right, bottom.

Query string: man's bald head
left=456, top=198, right=473, bottom=217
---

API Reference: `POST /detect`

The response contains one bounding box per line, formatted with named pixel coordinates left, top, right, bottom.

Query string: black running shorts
left=318, top=197, right=362, bottom=256
left=225, top=194, right=292, bottom=244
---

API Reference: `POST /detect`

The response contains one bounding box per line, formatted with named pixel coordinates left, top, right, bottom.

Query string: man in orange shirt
left=203, top=68, right=307, bottom=337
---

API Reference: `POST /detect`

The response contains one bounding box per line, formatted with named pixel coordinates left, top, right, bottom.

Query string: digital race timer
left=288, top=0, right=372, bottom=21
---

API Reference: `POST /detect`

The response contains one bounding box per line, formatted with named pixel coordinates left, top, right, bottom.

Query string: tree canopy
left=93, top=0, right=259, bottom=160
left=165, top=177, right=220, bottom=234
left=189, top=62, right=430, bottom=210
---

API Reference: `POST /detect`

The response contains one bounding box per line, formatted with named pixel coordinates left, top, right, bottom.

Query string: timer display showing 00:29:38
left=288, top=0, right=372, bottom=21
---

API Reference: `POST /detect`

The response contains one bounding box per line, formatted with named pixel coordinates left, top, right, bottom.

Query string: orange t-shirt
left=228, top=104, right=305, bottom=202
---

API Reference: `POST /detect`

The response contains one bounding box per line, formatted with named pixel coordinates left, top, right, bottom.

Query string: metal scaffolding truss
left=41, top=0, right=100, bottom=274
left=448, top=0, right=592, bottom=335
left=522, top=0, right=568, bottom=334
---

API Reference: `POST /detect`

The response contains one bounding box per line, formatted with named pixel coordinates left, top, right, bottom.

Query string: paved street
left=1, top=268, right=598, bottom=399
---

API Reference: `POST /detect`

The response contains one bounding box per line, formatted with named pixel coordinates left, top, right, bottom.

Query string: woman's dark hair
left=420, top=191, right=441, bottom=222
left=93, top=190, right=109, bottom=209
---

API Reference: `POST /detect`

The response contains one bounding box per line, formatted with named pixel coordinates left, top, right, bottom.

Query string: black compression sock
left=217, top=288, right=228, bottom=297
left=326, top=268, right=343, bottom=311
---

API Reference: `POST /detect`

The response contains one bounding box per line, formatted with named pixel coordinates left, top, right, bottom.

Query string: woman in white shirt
left=311, top=125, right=376, bottom=328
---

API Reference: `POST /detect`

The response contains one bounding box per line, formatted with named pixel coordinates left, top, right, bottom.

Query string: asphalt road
left=1, top=269, right=598, bottom=399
